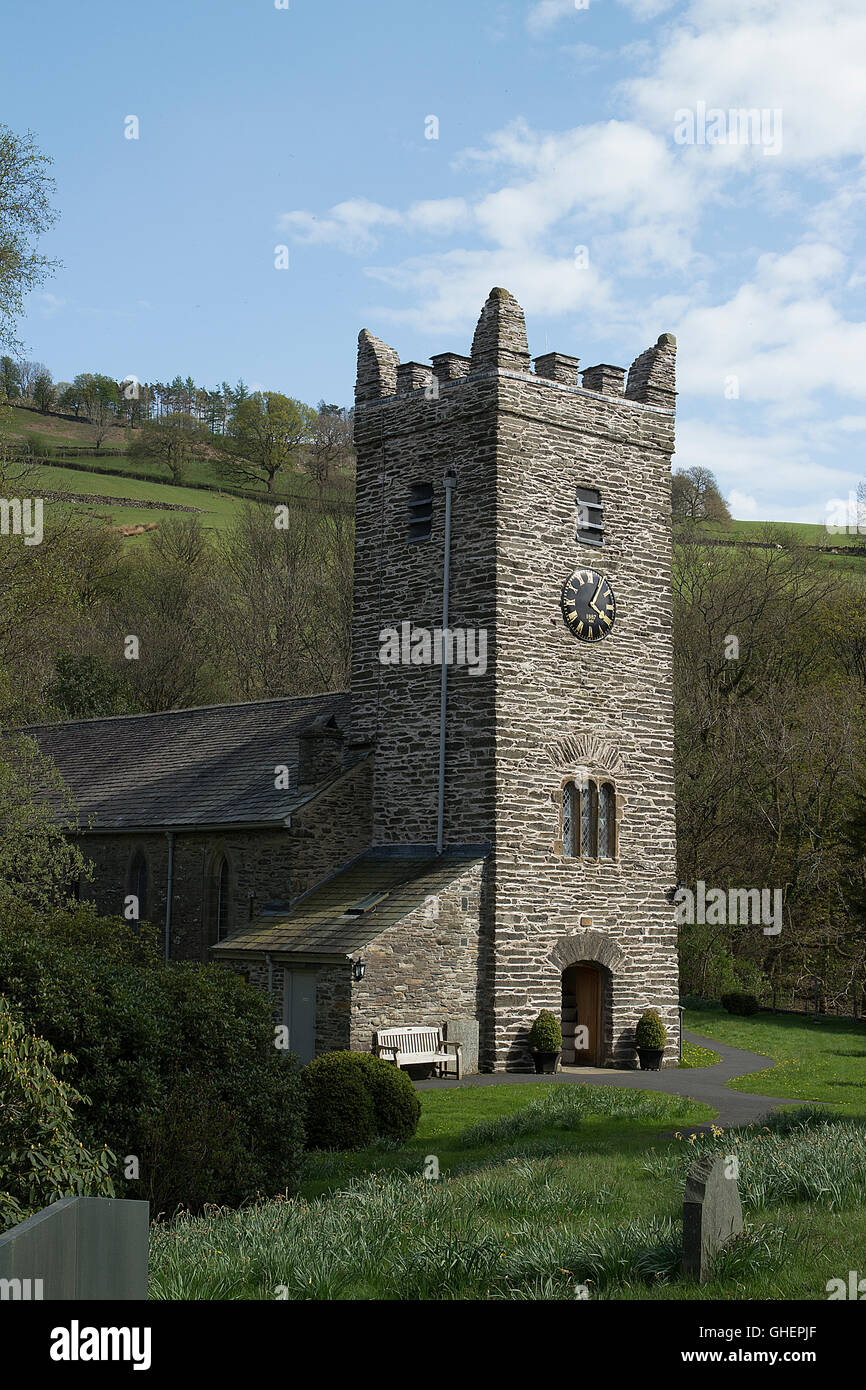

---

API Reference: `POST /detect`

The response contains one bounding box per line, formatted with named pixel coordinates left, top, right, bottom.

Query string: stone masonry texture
left=350, top=287, right=680, bottom=1070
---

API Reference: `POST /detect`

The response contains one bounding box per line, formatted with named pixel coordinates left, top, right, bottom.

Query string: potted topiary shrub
left=528, top=1009, right=562, bottom=1074
left=634, top=1009, right=667, bottom=1070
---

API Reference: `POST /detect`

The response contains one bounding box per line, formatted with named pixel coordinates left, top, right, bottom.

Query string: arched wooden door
left=561, top=963, right=602, bottom=1066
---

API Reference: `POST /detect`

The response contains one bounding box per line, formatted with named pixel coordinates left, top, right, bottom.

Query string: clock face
left=561, top=568, right=616, bottom=642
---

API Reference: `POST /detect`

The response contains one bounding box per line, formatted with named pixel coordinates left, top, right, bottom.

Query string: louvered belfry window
left=407, top=482, right=433, bottom=542
left=575, top=486, right=603, bottom=546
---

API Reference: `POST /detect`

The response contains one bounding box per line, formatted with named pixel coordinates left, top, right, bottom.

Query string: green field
left=1, top=406, right=351, bottom=514
left=33, top=463, right=247, bottom=536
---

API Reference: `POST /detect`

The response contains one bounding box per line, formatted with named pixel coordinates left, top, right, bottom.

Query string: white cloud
left=278, top=199, right=402, bottom=253
left=365, top=247, right=612, bottom=335
left=618, top=0, right=677, bottom=17
left=727, top=489, right=759, bottom=518
left=38, top=293, right=66, bottom=317
left=624, top=0, right=866, bottom=165
left=279, top=197, right=470, bottom=252
left=526, top=1, right=580, bottom=36
left=462, top=118, right=710, bottom=268
left=666, top=241, right=866, bottom=407
left=674, top=417, right=861, bottom=522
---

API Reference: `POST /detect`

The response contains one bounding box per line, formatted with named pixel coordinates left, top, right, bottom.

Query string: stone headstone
left=682, top=1153, right=744, bottom=1282
left=444, top=1017, right=479, bottom=1075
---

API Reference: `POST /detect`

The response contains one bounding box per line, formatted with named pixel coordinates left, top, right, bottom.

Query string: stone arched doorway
left=551, top=930, right=628, bottom=1068
left=561, top=963, right=603, bottom=1065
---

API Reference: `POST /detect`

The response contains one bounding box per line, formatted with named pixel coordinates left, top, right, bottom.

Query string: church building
left=25, top=289, right=680, bottom=1071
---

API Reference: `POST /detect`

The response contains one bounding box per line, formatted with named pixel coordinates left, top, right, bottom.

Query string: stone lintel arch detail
left=550, top=929, right=627, bottom=975
left=545, top=734, right=624, bottom=778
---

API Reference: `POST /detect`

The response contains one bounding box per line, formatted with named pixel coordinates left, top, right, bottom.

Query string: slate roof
left=212, top=847, right=487, bottom=959
left=18, top=692, right=352, bottom=831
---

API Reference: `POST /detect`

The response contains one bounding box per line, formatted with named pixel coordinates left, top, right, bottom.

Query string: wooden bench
left=373, top=1025, right=462, bottom=1079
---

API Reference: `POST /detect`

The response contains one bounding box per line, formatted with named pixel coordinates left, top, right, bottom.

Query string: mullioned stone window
left=555, top=778, right=617, bottom=860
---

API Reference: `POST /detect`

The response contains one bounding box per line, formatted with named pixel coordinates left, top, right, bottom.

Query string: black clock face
left=561, top=568, right=616, bottom=642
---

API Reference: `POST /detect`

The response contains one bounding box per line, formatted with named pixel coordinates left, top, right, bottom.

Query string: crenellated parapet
left=470, top=286, right=532, bottom=374
left=355, top=328, right=400, bottom=404
left=625, top=334, right=677, bottom=408
left=354, top=288, right=676, bottom=412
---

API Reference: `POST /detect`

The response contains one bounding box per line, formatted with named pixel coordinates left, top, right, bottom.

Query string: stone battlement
left=355, top=287, right=676, bottom=411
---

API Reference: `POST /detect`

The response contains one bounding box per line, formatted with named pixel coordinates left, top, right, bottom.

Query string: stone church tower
left=350, top=288, right=680, bottom=1069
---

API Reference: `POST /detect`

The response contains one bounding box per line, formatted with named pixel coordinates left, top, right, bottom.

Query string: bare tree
left=672, top=465, right=731, bottom=524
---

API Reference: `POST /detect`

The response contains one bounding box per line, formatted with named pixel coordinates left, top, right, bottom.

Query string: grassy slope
left=34, top=463, right=245, bottom=535
left=684, top=1007, right=866, bottom=1116
left=3, top=405, right=346, bottom=500
left=148, top=1079, right=866, bottom=1301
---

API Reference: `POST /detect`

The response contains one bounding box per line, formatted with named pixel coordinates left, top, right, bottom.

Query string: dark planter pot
left=532, top=1049, right=561, bottom=1074
left=637, top=1047, right=664, bottom=1071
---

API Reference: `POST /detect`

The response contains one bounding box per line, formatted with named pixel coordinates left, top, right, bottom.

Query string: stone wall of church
left=346, top=859, right=484, bottom=1053
left=75, top=758, right=373, bottom=963
left=350, top=365, right=498, bottom=848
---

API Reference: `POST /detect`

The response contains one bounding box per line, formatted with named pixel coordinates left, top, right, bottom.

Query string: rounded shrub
left=721, top=991, right=760, bottom=1016
left=358, top=1053, right=421, bottom=1142
left=302, top=1051, right=420, bottom=1150
left=679, top=994, right=717, bottom=1011
left=528, top=1009, right=562, bottom=1052
left=635, top=1009, right=667, bottom=1049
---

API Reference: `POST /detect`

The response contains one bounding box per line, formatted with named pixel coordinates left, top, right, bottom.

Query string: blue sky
left=3, top=0, right=866, bottom=522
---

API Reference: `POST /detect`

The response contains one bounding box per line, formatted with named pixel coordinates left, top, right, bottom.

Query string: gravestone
left=682, top=1153, right=744, bottom=1282
left=0, top=1196, right=149, bottom=1299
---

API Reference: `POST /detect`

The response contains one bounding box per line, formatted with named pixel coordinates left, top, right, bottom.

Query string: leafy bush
left=0, top=904, right=305, bottom=1214
left=720, top=991, right=760, bottom=1016
left=634, top=1009, right=667, bottom=1049
left=678, top=926, right=765, bottom=1001
left=21, top=430, right=54, bottom=459
left=0, top=996, right=115, bottom=1232
left=527, top=1010, right=562, bottom=1052
left=680, top=994, right=717, bottom=1011
left=302, top=1051, right=420, bottom=1151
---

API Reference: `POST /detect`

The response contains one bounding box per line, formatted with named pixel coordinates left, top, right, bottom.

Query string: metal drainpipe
left=436, top=470, right=457, bottom=856
left=164, top=831, right=175, bottom=965
left=266, top=953, right=274, bottom=996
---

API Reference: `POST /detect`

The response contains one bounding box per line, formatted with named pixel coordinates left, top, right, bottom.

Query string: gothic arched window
left=580, top=781, right=598, bottom=858
left=562, top=782, right=577, bottom=857
left=128, top=851, right=148, bottom=922
left=598, top=782, right=615, bottom=859
left=211, top=855, right=231, bottom=943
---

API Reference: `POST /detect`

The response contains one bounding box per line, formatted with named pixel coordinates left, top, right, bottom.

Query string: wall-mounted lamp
left=350, top=956, right=367, bottom=982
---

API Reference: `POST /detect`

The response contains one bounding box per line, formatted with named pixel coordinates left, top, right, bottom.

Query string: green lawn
left=679, top=1039, right=720, bottom=1068
left=148, top=1070, right=866, bottom=1300
left=684, top=1007, right=866, bottom=1116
